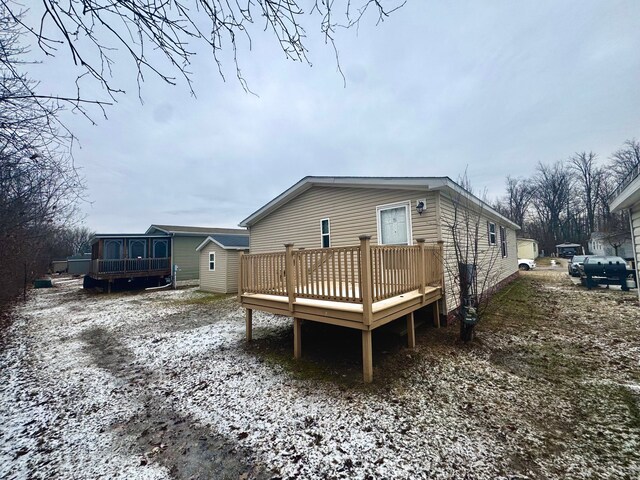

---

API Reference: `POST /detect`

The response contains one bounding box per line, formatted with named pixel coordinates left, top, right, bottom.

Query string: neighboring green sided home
left=145, top=225, right=248, bottom=286
left=196, top=234, right=250, bottom=293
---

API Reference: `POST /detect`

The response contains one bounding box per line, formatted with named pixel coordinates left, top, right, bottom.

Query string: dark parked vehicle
left=559, top=248, right=577, bottom=259
left=578, top=256, right=634, bottom=291
left=568, top=255, right=588, bottom=277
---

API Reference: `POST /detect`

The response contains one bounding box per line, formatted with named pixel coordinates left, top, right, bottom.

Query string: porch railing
left=91, top=257, right=171, bottom=274
left=239, top=237, right=444, bottom=315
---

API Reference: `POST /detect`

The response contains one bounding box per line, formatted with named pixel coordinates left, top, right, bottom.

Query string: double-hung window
left=499, top=226, right=508, bottom=258
left=208, top=252, right=215, bottom=271
left=488, top=222, right=497, bottom=246
left=377, top=202, right=411, bottom=245
left=321, top=219, right=330, bottom=248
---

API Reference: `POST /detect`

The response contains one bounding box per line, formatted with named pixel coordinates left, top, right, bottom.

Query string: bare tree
left=569, top=151, right=603, bottom=235
left=496, top=176, right=534, bottom=230
left=1, top=8, right=85, bottom=306
left=610, top=138, right=640, bottom=184
left=441, top=172, right=505, bottom=342
left=531, top=161, right=572, bottom=253
left=3, top=0, right=405, bottom=100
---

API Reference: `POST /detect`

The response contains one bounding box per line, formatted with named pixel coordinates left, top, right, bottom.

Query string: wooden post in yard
left=245, top=308, right=253, bottom=341
left=362, top=330, right=373, bottom=383
left=285, top=243, right=295, bottom=312
left=293, top=317, right=302, bottom=359
left=416, top=238, right=426, bottom=304
left=359, top=235, right=373, bottom=326
left=407, top=312, right=416, bottom=348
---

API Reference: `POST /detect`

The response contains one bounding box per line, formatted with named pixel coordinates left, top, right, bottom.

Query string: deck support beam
left=245, top=308, right=253, bottom=341
left=362, top=330, right=373, bottom=383
left=433, top=300, right=441, bottom=328
left=293, top=317, right=302, bottom=359
left=407, top=312, right=415, bottom=349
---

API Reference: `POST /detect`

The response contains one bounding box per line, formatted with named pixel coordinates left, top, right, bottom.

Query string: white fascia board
left=610, top=176, right=640, bottom=212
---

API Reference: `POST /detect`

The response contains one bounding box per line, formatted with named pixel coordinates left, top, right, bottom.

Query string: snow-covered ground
left=1, top=272, right=639, bottom=479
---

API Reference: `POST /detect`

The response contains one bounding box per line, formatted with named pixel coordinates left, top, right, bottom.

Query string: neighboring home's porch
left=87, top=234, right=172, bottom=286
left=239, top=236, right=444, bottom=382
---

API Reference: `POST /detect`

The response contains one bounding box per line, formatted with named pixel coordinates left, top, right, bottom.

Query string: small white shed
left=516, top=238, right=539, bottom=259
left=196, top=234, right=249, bottom=293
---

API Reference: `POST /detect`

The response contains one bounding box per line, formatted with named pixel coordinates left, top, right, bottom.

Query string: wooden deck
left=239, top=236, right=445, bottom=382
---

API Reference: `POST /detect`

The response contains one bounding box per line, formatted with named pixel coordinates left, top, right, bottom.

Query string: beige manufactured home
left=196, top=234, right=249, bottom=293
left=238, top=177, right=520, bottom=381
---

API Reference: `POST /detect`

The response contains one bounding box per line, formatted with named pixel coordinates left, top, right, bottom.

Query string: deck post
left=359, top=235, right=373, bottom=326
left=238, top=251, right=244, bottom=302
left=285, top=243, right=295, bottom=312
left=416, top=238, right=426, bottom=304
left=433, top=301, right=441, bottom=328
left=407, top=312, right=416, bottom=348
left=293, top=317, right=302, bottom=359
left=245, top=308, right=253, bottom=341
left=362, top=329, right=373, bottom=383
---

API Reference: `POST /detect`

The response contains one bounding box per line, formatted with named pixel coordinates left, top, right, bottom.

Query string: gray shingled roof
left=210, top=234, right=249, bottom=248
left=196, top=233, right=250, bottom=251
left=147, top=224, right=247, bottom=235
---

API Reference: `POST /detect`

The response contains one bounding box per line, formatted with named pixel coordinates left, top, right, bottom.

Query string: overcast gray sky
left=30, top=1, right=640, bottom=232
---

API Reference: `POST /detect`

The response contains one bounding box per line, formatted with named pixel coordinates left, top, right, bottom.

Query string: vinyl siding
left=517, top=239, right=538, bottom=259
left=173, top=235, right=207, bottom=281
left=250, top=186, right=440, bottom=253
left=199, top=243, right=228, bottom=293
left=439, top=193, right=518, bottom=313
left=225, top=249, right=245, bottom=293
left=633, top=207, right=640, bottom=257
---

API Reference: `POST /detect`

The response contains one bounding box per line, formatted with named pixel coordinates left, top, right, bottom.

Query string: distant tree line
left=494, top=139, right=640, bottom=256
left=0, top=8, right=92, bottom=308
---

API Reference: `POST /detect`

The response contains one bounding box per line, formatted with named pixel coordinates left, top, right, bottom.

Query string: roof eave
left=609, top=175, right=640, bottom=212
left=238, top=176, right=521, bottom=231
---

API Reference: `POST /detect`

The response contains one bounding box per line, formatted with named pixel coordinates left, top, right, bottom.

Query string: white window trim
left=488, top=222, right=497, bottom=246
left=208, top=252, right=215, bottom=271
left=376, top=201, right=413, bottom=246
left=320, top=218, right=331, bottom=248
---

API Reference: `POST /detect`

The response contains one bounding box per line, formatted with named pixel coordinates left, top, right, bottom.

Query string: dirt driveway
left=0, top=272, right=638, bottom=479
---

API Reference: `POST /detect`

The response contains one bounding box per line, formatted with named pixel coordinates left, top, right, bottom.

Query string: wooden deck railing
left=91, top=257, right=171, bottom=274
left=293, top=246, right=362, bottom=303
left=239, top=237, right=444, bottom=310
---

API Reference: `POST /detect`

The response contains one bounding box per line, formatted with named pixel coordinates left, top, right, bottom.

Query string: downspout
left=628, top=208, right=640, bottom=303
left=171, top=234, right=176, bottom=288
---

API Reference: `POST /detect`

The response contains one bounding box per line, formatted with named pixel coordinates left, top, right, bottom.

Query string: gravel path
left=0, top=271, right=638, bottom=479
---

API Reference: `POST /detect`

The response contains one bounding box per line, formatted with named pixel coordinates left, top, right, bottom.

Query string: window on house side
left=500, top=226, right=508, bottom=258
left=209, top=252, right=215, bottom=271
left=488, top=222, right=496, bottom=246
left=377, top=203, right=411, bottom=245
left=321, top=218, right=330, bottom=248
